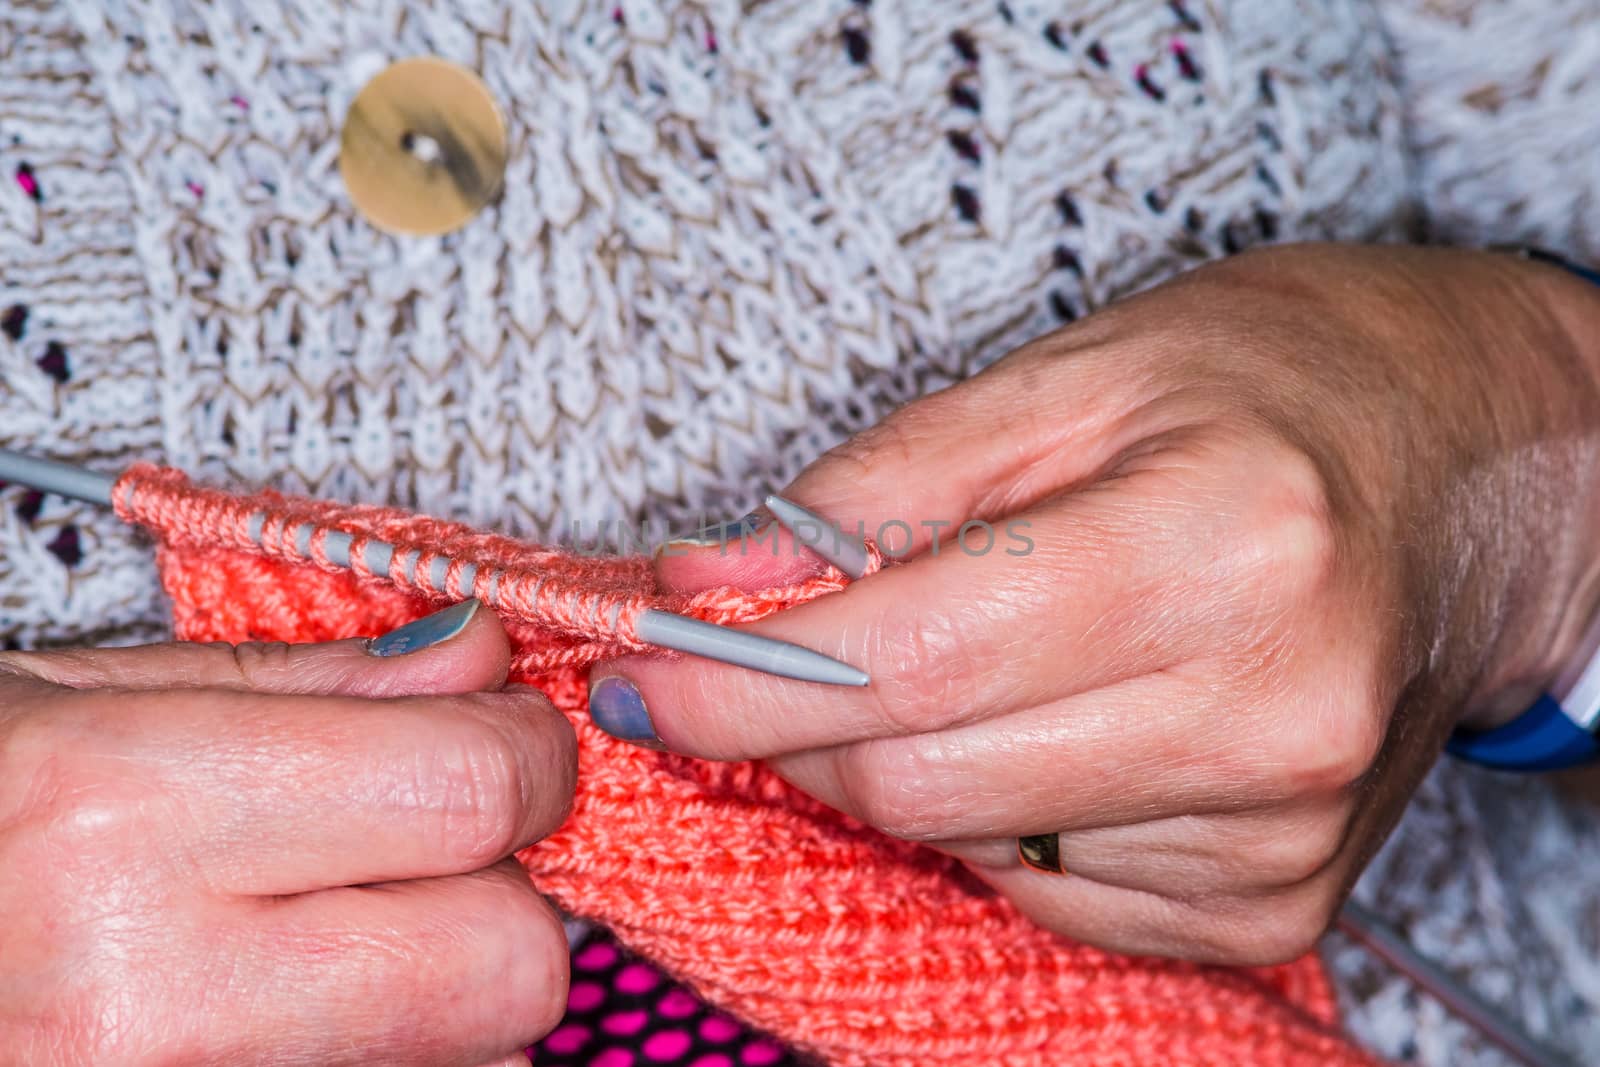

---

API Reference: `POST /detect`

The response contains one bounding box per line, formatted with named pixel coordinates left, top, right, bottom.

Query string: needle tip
left=762, top=493, right=870, bottom=580
left=636, top=610, right=870, bottom=687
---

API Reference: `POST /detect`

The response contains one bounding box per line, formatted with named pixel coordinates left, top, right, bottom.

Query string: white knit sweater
left=2, top=1, right=1599, bottom=1062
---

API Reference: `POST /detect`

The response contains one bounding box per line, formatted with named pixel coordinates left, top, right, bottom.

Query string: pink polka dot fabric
left=529, top=929, right=805, bottom=1067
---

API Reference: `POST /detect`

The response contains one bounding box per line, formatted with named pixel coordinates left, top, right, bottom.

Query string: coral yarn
left=114, top=465, right=1381, bottom=1067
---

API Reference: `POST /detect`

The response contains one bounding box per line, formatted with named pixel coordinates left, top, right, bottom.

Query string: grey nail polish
left=367, top=599, right=480, bottom=657
left=665, top=510, right=769, bottom=548
left=588, top=675, right=660, bottom=745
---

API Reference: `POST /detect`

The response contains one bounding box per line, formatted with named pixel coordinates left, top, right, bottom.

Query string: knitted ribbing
left=120, top=465, right=1380, bottom=1067
left=112, top=463, right=876, bottom=673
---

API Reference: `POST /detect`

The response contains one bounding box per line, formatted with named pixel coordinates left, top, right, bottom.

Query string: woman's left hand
left=586, top=244, right=1600, bottom=965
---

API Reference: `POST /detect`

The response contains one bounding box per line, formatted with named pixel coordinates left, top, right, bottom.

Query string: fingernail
left=588, top=675, right=660, bottom=746
left=366, top=599, right=480, bottom=657
left=661, top=509, right=770, bottom=550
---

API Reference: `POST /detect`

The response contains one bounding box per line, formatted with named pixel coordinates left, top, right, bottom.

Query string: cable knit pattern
left=0, top=0, right=171, bottom=648
left=1381, top=0, right=1600, bottom=263
left=2, top=1, right=1598, bottom=1063
left=1, top=0, right=1408, bottom=647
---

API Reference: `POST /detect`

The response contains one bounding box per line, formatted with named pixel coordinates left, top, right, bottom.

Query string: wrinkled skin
left=0, top=608, right=575, bottom=1065
left=599, top=244, right=1600, bottom=965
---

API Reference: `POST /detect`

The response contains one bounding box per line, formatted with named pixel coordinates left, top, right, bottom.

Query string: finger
left=1035, top=804, right=1354, bottom=898
left=768, top=624, right=1380, bottom=840
left=651, top=330, right=1158, bottom=592
left=762, top=669, right=1260, bottom=840
left=774, top=329, right=1160, bottom=557
left=0, top=599, right=510, bottom=698
left=223, top=857, right=568, bottom=1065
left=945, top=803, right=1353, bottom=899
left=969, top=861, right=1337, bottom=965
left=55, top=684, right=576, bottom=894
left=655, top=512, right=834, bottom=594
left=592, top=457, right=1246, bottom=760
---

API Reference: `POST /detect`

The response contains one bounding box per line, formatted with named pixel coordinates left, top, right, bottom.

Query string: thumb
left=0, top=599, right=510, bottom=698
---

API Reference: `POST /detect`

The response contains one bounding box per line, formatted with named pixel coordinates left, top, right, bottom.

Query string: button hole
left=399, top=130, right=442, bottom=165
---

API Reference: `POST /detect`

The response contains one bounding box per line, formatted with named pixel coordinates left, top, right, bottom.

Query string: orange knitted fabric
left=113, top=465, right=1382, bottom=1067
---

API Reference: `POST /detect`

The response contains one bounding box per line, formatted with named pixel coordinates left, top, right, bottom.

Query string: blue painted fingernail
left=367, top=599, right=480, bottom=657
left=588, top=675, right=659, bottom=745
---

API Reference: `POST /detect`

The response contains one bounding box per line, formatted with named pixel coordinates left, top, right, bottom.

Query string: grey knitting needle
left=636, top=610, right=866, bottom=686
left=0, top=448, right=869, bottom=686
left=1336, top=901, right=1574, bottom=1067
left=0, top=448, right=114, bottom=506
left=763, top=493, right=871, bottom=579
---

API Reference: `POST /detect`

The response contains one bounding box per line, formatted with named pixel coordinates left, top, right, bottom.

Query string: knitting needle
left=0, top=448, right=869, bottom=687
left=1337, top=901, right=1574, bottom=1067
left=0, top=448, right=114, bottom=506
left=762, top=494, right=871, bottom=580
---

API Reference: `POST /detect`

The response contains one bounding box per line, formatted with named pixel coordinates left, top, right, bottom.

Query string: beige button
left=339, top=56, right=508, bottom=236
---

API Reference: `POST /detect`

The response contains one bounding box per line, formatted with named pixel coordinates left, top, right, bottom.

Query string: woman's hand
left=588, top=244, right=1600, bottom=965
left=0, top=600, right=576, bottom=1065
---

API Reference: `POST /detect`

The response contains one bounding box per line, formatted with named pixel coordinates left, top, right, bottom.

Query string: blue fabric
left=1447, top=694, right=1599, bottom=771
left=1526, top=246, right=1600, bottom=288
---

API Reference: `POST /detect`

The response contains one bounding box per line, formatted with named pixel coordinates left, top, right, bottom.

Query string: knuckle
left=431, top=720, right=532, bottom=867
left=1228, top=887, right=1341, bottom=965
left=841, top=736, right=963, bottom=840
left=1250, top=811, right=1351, bottom=887
left=225, top=640, right=296, bottom=687
left=867, top=606, right=989, bottom=736
left=1239, top=445, right=1340, bottom=605
left=500, top=887, right=571, bottom=1039
left=815, top=410, right=921, bottom=495
left=494, top=691, right=578, bottom=824
left=1266, top=697, right=1386, bottom=796
left=1254, top=451, right=1331, bottom=598
left=430, top=696, right=577, bottom=867
left=40, top=784, right=146, bottom=855
left=3, top=694, right=152, bottom=847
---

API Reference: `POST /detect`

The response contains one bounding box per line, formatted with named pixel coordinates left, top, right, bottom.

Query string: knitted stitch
left=111, top=463, right=878, bottom=674
left=1, top=0, right=1414, bottom=651
left=7, top=2, right=1600, bottom=1062
left=117, top=463, right=1379, bottom=1067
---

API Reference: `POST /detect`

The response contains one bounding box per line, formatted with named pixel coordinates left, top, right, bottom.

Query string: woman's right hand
left=0, top=600, right=577, bottom=1066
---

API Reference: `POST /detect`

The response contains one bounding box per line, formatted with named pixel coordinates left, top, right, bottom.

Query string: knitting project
left=113, top=462, right=1380, bottom=1067
left=10, top=2, right=1600, bottom=1061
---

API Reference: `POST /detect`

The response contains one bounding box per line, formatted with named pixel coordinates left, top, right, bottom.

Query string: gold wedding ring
left=1018, top=834, right=1065, bottom=874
